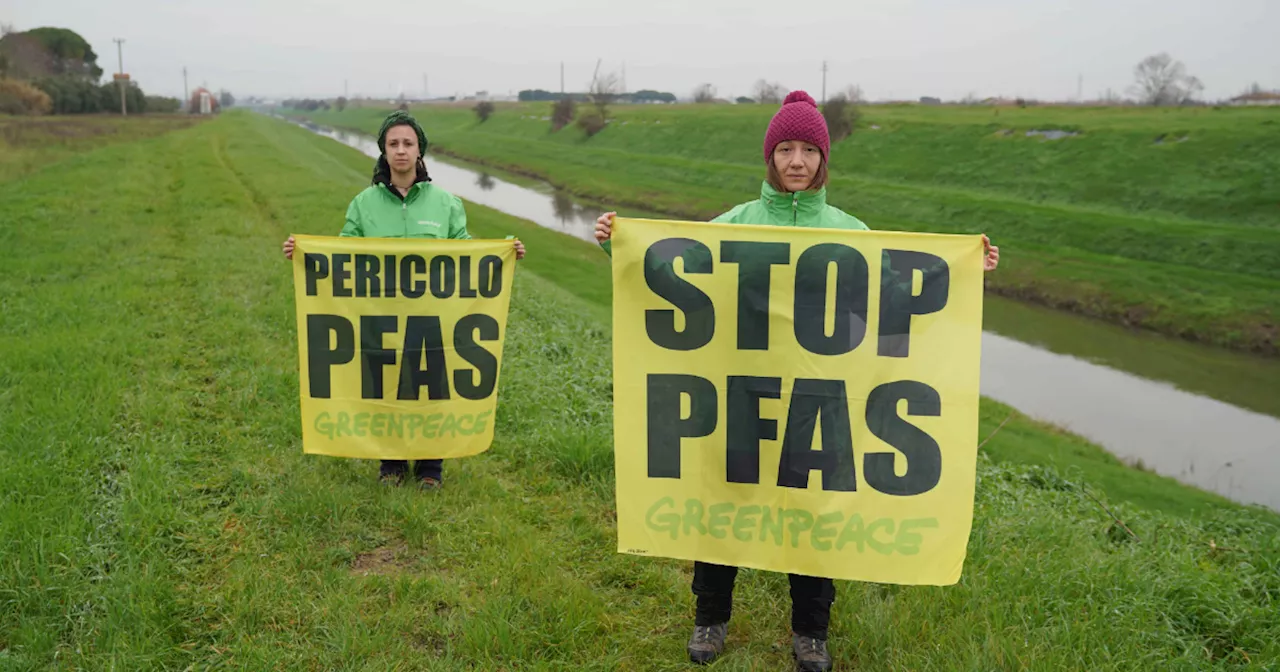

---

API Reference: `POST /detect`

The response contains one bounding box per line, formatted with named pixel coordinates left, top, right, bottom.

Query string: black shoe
left=379, top=462, right=407, bottom=486
left=687, top=623, right=727, bottom=665
left=792, top=634, right=832, bottom=672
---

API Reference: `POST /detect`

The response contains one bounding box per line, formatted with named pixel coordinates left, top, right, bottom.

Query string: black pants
left=380, top=459, right=442, bottom=480
left=692, top=561, right=835, bottom=640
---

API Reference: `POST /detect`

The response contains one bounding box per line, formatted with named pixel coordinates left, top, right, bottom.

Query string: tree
left=335, top=96, right=347, bottom=112
left=550, top=97, right=576, bottom=132
left=693, top=83, right=717, bottom=103
left=23, top=27, right=101, bottom=79
left=579, top=69, right=620, bottom=137
left=33, top=75, right=106, bottom=113
left=520, top=89, right=564, bottom=102
left=474, top=100, right=495, bottom=122
left=840, top=85, right=864, bottom=103
left=0, top=32, right=55, bottom=80
left=736, top=96, right=755, bottom=104
left=144, top=95, right=181, bottom=113
left=822, top=93, right=860, bottom=142
left=1239, top=82, right=1266, bottom=99
left=751, top=79, right=785, bottom=104
left=631, top=89, right=676, bottom=104
left=1130, top=53, right=1203, bottom=106
left=589, top=71, right=620, bottom=114
left=219, top=90, right=235, bottom=108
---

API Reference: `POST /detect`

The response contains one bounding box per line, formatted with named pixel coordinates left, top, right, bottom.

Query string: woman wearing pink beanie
left=595, top=91, right=999, bottom=671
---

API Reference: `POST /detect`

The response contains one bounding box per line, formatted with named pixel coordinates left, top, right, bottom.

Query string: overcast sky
left=7, top=0, right=1277, bottom=102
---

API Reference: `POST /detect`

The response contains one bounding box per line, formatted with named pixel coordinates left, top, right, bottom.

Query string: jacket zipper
left=402, top=185, right=409, bottom=236
left=793, top=193, right=799, bottom=225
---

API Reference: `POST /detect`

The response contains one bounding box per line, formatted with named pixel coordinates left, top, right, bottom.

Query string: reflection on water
left=303, top=121, right=605, bottom=243
left=290, top=117, right=1280, bottom=512
left=981, top=333, right=1280, bottom=510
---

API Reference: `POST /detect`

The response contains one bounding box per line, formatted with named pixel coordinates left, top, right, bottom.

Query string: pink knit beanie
left=763, top=90, right=830, bottom=162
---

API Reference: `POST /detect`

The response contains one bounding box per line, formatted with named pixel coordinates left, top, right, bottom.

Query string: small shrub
left=577, top=111, right=606, bottom=138
left=821, top=94, right=861, bottom=142
left=550, top=98, right=575, bottom=132
left=473, top=100, right=495, bottom=123
left=0, top=77, right=52, bottom=115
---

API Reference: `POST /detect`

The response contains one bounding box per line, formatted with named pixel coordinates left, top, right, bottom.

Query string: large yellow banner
left=611, top=218, right=984, bottom=585
left=291, top=235, right=515, bottom=460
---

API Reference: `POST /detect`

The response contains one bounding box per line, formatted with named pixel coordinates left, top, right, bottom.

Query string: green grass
left=1, top=110, right=1277, bottom=670
left=292, top=102, right=1280, bottom=355
left=0, top=114, right=204, bottom=183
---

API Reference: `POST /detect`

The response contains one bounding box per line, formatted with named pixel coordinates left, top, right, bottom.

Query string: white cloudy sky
left=6, top=0, right=1277, bottom=102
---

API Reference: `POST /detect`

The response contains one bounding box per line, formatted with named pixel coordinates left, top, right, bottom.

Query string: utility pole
left=182, top=66, right=189, bottom=111
left=113, top=38, right=126, bottom=116
left=821, top=60, right=828, bottom=103
left=622, top=61, right=627, bottom=94
left=560, top=61, right=564, bottom=94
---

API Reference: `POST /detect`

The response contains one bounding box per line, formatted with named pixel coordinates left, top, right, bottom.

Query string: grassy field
left=0, top=115, right=205, bottom=183
left=1, top=110, right=1277, bottom=670
left=293, top=102, right=1280, bottom=356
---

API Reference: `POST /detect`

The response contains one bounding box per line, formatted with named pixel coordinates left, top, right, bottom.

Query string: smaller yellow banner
left=290, top=235, right=515, bottom=460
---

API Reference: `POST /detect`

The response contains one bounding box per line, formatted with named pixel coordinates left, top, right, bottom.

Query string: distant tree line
left=0, top=25, right=181, bottom=115
left=517, top=88, right=676, bottom=103
left=282, top=98, right=332, bottom=111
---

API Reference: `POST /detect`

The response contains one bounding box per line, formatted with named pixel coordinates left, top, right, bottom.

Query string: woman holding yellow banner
left=594, top=91, right=999, bottom=671
left=283, top=110, right=526, bottom=490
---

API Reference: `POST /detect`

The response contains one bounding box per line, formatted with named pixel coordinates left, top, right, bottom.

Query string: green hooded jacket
left=711, top=181, right=868, bottom=230
left=339, top=181, right=471, bottom=240
left=601, top=181, right=866, bottom=256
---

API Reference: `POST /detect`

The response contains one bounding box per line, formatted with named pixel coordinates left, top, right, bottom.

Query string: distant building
left=919, top=96, right=942, bottom=105
left=188, top=87, right=219, bottom=115
left=1229, top=92, right=1280, bottom=106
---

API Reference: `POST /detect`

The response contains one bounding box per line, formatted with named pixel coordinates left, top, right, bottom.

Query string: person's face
left=384, top=125, right=418, bottom=173
left=771, top=140, right=822, bottom=192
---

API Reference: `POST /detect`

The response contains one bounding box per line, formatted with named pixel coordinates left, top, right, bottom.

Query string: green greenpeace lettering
left=313, top=410, right=492, bottom=440
left=644, top=496, right=937, bottom=556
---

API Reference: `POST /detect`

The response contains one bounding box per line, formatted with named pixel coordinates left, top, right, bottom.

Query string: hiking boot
left=418, top=476, right=442, bottom=491
left=687, top=623, right=727, bottom=665
left=792, top=634, right=832, bottom=672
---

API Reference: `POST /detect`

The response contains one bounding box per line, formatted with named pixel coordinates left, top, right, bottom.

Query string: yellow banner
left=611, top=218, right=984, bottom=585
left=291, top=235, right=515, bottom=460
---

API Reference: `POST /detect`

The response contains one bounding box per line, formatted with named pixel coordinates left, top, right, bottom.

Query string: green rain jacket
left=710, top=181, right=868, bottom=230
left=601, top=181, right=867, bottom=256
left=340, top=179, right=471, bottom=240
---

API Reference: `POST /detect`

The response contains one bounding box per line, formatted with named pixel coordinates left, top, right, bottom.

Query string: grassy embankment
left=0, top=114, right=204, bottom=183
left=1, top=111, right=1276, bottom=670
left=295, top=102, right=1280, bottom=356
